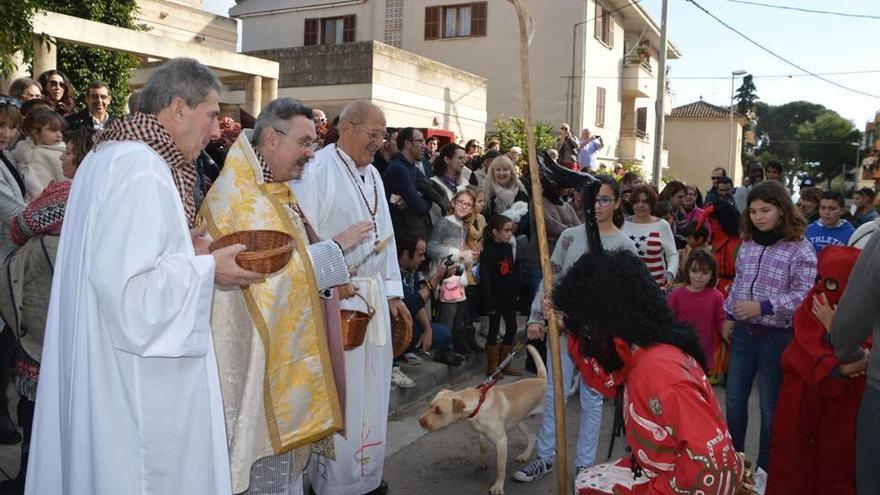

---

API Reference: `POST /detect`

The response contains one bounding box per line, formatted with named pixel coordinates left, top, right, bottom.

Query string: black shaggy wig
left=552, top=249, right=707, bottom=372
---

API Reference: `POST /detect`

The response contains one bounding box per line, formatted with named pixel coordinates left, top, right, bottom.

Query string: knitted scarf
left=95, top=112, right=197, bottom=227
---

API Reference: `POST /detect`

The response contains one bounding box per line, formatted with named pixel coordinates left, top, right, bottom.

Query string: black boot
left=451, top=321, right=472, bottom=355
left=434, top=349, right=463, bottom=366
left=464, top=325, right=483, bottom=353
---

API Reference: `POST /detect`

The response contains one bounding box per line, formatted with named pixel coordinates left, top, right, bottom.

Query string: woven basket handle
left=349, top=291, right=375, bottom=318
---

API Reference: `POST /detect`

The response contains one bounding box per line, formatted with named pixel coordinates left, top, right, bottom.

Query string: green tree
left=1, top=1, right=140, bottom=116
left=795, top=111, right=861, bottom=183
left=735, top=74, right=759, bottom=115
left=485, top=117, right=556, bottom=154
left=753, top=100, right=828, bottom=174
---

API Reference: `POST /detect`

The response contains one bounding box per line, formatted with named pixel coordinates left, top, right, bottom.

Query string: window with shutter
left=343, top=15, right=356, bottom=42
left=596, top=87, right=606, bottom=127
left=304, top=18, right=318, bottom=46
left=426, top=2, right=486, bottom=39
left=471, top=2, right=487, bottom=37
left=425, top=6, right=441, bottom=40
left=594, top=2, right=613, bottom=47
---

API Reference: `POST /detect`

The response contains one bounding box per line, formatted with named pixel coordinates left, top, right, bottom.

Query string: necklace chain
left=336, top=148, right=379, bottom=240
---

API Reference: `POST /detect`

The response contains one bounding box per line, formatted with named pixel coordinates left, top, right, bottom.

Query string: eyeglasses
left=454, top=200, right=474, bottom=208
left=46, top=79, right=64, bottom=88
left=595, top=197, right=615, bottom=207
left=273, top=128, right=318, bottom=151
left=347, top=121, right=385, bottom=141
left=0, top=96, right=21, bottom=108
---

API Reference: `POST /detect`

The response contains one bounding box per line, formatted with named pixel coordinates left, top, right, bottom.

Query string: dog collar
left=467, top=377, right=503, bottom=419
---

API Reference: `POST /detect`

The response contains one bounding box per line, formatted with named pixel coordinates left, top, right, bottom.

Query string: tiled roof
left=669, top=100, right=742, bottom=119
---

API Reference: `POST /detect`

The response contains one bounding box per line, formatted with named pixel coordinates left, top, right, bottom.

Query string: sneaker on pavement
left=513, top=457, right=553, bottom=482
left=753, top=467, right=767, bottom=495
left=391, top=366, right=415, bottom=388
left=402, top=352, right=423, bottom=365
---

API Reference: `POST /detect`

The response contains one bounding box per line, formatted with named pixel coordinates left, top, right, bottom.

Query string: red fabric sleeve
left=628, top=383, right=743, bottom=495
left=789, top=300, right=844, bottom=398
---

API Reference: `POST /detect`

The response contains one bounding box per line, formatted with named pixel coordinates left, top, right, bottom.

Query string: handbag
left=439, top=275, right=466, bottom=303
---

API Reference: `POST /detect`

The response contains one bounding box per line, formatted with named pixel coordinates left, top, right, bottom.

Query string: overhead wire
left=685, top=0, right=880, bottom=99
left=723, top=0, right=880, bottom=20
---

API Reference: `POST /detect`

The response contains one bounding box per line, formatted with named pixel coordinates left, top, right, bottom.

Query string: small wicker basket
left=391, top=316, right=413, bottom=358
left=341, top=292, right=374, bottom=350
left=209, top=230, right=294, bottom=275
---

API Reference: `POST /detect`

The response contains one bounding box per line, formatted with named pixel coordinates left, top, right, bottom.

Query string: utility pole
left=651, top=0, right=669, bottom=189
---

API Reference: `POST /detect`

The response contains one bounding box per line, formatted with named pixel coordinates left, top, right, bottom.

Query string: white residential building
left=230, top=0, right=679, bottom=175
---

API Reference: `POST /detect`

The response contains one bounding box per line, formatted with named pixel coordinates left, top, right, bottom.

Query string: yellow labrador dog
left=419, top=345, right=546, bottom=494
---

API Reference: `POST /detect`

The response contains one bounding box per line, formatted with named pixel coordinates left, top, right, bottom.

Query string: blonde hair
left=485, top=155, right=526, bottom=198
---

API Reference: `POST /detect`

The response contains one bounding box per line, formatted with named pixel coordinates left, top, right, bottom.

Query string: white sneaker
left=391, top=367, right=415, bottom=388
left=402, top=352, right=423, bottom=365
left=752, top=467, right=767, bottom=495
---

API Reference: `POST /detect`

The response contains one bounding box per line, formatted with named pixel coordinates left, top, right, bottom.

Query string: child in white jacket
left=12, top=108, right=67, bottom=200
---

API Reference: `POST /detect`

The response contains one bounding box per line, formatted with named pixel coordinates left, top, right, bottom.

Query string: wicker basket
left=341, top=292, right=374, bottom=351
left=391, top=315, right=413, bottom=358
left=209, top=230, right=294, bottom=275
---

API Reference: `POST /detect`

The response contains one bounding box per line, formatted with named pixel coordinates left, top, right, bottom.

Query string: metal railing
left=623, top=55, right=652, bottom=73
left=620, top=128, right=650, bottom=140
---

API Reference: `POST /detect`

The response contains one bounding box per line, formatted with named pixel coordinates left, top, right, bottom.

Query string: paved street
left=0, top=354, right=761, bottom=493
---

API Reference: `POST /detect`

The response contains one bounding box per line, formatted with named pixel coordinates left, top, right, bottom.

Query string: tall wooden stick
left=507, top=1, right=568, bottom=492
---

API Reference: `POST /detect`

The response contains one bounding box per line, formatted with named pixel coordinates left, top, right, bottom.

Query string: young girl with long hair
left=668, top=249, right=725, bottom=372
left=12, top=108, right=67, bottom=200
left=427, top=189, right=480, bottom=354
left=723, top=180, right=816, bottom=485
left=480, top=215, right=523, bottom=376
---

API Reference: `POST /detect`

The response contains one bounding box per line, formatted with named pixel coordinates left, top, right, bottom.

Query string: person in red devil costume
left=553, top=250, right=748, bottom=495
left=766, top=245, right=869, bottom=495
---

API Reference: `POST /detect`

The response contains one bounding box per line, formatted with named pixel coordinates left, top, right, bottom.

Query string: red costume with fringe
left=569, top=340, right=743, bottom=494
left=766, top=246, right=867, bottom=495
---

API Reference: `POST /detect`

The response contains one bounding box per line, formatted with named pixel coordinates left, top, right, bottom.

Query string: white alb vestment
left=25, top=141, right=231, bottom=495
left=292, top=144, right=402, bottom=495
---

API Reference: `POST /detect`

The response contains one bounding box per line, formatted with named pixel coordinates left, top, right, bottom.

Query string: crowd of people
left=0, top=57, right=878, bottom=495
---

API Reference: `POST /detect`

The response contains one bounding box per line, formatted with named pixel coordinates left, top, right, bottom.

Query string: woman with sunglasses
left=37, top=70, right=77, bottom=118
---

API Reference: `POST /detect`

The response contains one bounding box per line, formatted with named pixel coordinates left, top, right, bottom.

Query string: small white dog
left=419, top=345, right=547, bottom=494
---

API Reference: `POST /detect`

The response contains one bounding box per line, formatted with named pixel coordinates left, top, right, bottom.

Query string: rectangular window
left=425, top=2, right=487, bottom=40
left=636, top=107, right=648, bottom=137
left=596, top=87, right=606, bottom=127
left=305, top=14, right=355, bottom=46
left=594, top=2, right=614, bottom=47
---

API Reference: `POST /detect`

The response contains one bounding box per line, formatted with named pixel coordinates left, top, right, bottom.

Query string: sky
left=201, top=0, right=879, bottom=128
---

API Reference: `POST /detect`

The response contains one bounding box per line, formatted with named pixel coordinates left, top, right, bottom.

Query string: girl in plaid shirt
left=722, top=181, right=817, bottom=487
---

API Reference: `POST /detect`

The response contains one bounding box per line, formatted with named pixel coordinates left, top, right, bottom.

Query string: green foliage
left=795, top=111, right=861, bottom=183
left=1, top=1, right=140, bottom=116
left=0, top=0, right=43, bottom=77
left=485, top=117, right=557, bottom=154
left=735, top=74, right=759, bottom=115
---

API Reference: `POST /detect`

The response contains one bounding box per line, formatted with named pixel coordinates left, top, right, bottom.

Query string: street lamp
left=728, top=70, right=747, bottom=179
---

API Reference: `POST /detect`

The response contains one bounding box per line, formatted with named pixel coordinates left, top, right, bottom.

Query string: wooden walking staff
left=507, top=0, right=569, bottom=492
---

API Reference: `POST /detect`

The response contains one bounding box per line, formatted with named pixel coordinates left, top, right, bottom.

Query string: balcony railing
left=624, top=55, right=652, bottom=73
left=621, top=128, right=649, bottom=140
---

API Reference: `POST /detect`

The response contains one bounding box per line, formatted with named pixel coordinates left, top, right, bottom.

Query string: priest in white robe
left=25, top=58, right=264, bottom=495
left=293, top=101, right=412, bottom=495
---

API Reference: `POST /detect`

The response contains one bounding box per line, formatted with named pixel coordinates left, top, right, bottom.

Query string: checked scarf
left=95, top=112, right=198, bottom=227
